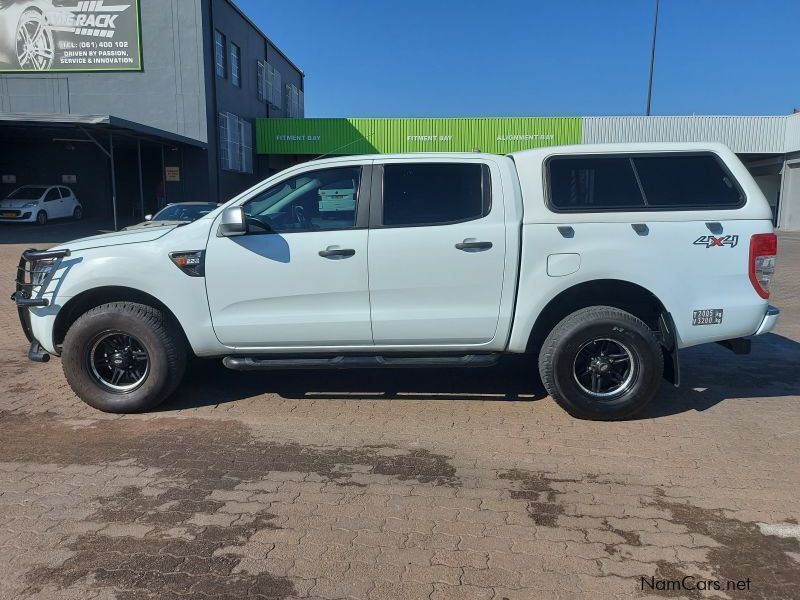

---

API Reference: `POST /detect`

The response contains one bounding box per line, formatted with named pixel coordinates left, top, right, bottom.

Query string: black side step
left=223, top=354, right=500, bottom=371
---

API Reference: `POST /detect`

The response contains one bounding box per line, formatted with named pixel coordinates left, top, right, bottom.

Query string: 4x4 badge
left=693, top=235, right=739, bottom=248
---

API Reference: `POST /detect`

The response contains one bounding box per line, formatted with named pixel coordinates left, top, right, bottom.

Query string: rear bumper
left=753, top=305, right=780, bottom=336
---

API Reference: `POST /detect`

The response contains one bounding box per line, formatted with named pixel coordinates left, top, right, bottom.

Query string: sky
left=235, top=0, right=800, bottom=118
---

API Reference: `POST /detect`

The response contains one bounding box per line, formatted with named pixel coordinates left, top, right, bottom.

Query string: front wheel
left=62, top=302, right=187, bottom=412
left=538, top=306, right=663, bottom=420
left=36, top=210, right=47, bottom=225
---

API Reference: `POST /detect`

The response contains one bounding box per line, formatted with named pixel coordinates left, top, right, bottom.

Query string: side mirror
left=144, top=214, right=152, bottom=221
left=218, top=206, right=247, bottom=237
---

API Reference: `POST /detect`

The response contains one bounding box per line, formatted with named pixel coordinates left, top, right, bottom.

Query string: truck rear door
left=367, top=158, right=507, bottom=347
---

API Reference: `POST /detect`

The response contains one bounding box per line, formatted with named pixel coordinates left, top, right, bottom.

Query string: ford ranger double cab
left=12, top=143, right=779, bottom=420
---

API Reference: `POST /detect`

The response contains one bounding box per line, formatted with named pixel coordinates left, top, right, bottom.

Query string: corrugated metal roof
left=784, top=114, right=800, bottom=153
left=582, top=115, right=790, bottom=154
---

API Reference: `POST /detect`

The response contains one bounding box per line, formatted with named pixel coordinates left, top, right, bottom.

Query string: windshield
left=152, top=203, right=217, bottom=222
left=6, top=187, right=47, bottom=200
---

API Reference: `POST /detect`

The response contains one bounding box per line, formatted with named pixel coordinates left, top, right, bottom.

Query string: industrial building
left=257, top=114, right=800, bottom=230
left=0, top=0, right=304, bottom=229
left=1, top=1, right=798, bottom=231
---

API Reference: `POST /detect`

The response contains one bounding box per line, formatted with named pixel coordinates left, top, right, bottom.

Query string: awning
left=0, top=113, right=207, bottom=148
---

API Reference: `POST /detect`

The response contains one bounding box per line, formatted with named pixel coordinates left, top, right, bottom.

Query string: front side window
left=243, top=167, right=361, bottom=233
left=382, top=163, right=490, bottom=227
left=548, top=156, right=644, bottom=211
left=44, top=188, right=60, bottom=202
left=214, top=30, right=226, bottom=78
left=230, top=43, right=241, bottom=87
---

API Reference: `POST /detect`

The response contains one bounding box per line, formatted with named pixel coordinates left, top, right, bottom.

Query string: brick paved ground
left=1, top=222, right=799, bottom=600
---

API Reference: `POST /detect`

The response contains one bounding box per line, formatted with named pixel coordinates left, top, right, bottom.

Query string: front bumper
left=0, top=211, right=34, bottom=222
left=754, top=305, right=780, bottom=336
left=11, top=248, right=71, bottom=361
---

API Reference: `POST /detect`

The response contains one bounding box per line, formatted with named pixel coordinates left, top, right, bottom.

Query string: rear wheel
left=36, top=210, right=47, bottom=225
left=538, top=306, right=663, bottom=420
left=73, top=206, right=83, bottom=220
left=62, top=302, right=187, bottom=413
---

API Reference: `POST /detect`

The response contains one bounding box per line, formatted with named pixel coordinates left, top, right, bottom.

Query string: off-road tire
left=62, top=302, right=187, bottom=413
left=538, top=306, right=663, bottom=420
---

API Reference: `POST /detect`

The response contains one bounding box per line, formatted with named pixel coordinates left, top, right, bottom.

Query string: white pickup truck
left=12, top=143, right=779, bottom=420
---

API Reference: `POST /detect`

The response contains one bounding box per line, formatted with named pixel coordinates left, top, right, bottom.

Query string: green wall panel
left=256, top=117, right=581, bottom=155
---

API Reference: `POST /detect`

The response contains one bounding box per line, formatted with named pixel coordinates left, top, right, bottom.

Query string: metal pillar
left=160, top=145, right=166, bottom=207
left=137, top=139, right=145, bottom=218
left=645, top=0, right=660, bottom=116
left=109, top=132, right=118, bottom=231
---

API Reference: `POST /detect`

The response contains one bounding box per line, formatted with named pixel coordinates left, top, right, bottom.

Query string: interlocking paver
left=0, top=225, right=799, bottom=599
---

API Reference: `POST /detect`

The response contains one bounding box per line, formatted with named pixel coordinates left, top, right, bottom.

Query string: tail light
left=749, top=233, right=777, bottom=299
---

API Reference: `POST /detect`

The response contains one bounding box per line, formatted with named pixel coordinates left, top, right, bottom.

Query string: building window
left=260, top=62, right=281, bottom=108
left=286, top=83, right=303, bottom=117
left=257, top=61, right=266, bottom=102
left=230, top=43, right=241, bottom=87
left=218, top=112, right=253, bottom=174
left=257, top=61, right=282, bottom=107
left=214, top=30, right=226, bottom=78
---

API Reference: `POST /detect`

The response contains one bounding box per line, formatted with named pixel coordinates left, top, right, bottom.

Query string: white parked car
left=12, top=143, right=779, bottom=419
left=0, top=185, right=82, bottom=225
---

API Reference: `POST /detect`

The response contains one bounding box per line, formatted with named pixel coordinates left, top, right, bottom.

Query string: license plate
left=1, top=212, right=16, bottom=218
left=693, top=309, right=723, bottom=326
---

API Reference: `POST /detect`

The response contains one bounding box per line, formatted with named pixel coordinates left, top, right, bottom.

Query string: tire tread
left=62, top=301, right=186, bottom=412
left=538, top=305, right=663, bottom=420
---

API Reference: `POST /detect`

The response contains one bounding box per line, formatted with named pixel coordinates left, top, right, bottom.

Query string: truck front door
left=205, top=163, right=373, bottom=349
left=368, top=159, right=507, bottom=347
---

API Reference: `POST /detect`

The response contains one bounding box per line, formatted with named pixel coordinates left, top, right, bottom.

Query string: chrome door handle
left=455, top=240, right=492, bottom=251
left=319, top=247, right=355, bottom=258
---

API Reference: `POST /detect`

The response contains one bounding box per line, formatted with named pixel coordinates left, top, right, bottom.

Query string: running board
left=222, top=354, right=500, bottom=371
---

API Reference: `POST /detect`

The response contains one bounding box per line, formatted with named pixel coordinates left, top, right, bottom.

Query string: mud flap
left=658, top=312, right=680, bottom=387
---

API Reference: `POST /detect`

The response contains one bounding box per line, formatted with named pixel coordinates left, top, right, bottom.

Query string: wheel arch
left=525, top=278, right=670, bottom=354
left=53, top=286, right=190, bottom=352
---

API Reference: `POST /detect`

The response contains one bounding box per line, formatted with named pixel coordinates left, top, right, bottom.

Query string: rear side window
left=548, top=157, right=644, bottom=210
left=59, top=187, right=71, bottom=197
left=382, top=163, right=490, bottom=227
left=547, top=152, right=745, bottom=212
left=632, top=155, right=744, bottom=208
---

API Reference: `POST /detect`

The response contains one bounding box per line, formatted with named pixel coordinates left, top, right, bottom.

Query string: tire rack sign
left=0, top=0, right=142, bottom=72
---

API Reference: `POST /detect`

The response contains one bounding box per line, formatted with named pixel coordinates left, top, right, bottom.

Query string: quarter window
left=548, top=157, right=644, bottom=210
left=214, top=30, right=226, bottom=78
left=382, top=163, right=490, bottom=227
left=632, top=155, right=744, bottom=208
left=243, top=167, right=361, bottom=233
left=547, top=152, right=745, bottom=212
